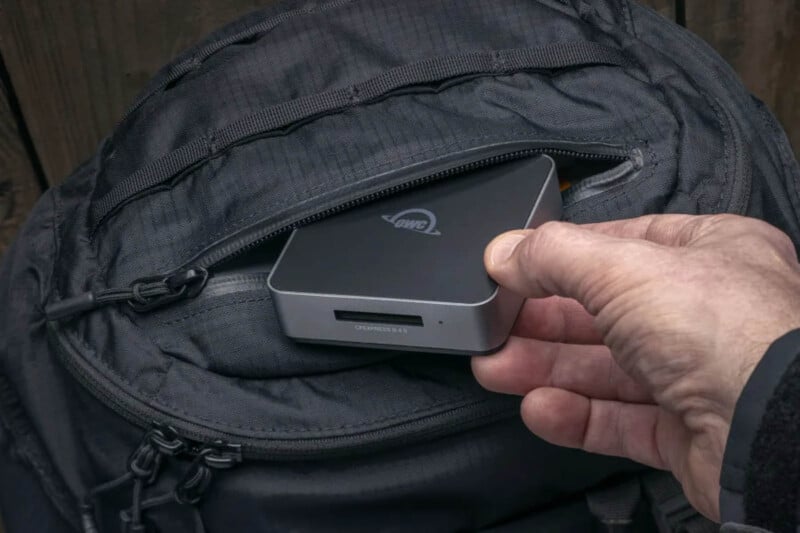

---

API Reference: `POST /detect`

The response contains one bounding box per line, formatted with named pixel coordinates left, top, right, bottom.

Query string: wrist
left=719, top=328, right=800, bottom=526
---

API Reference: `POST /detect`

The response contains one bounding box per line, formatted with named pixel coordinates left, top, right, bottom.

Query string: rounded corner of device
left=465, top=285, right=503, bottom=309
left=265, top=268, right=290, bottom=298
left=265, top=228, right=299, bottom=295
left=265, top=269, right=279, bottom=293
left=538, top=153, right=557, bottom=168
left=473, top=337, right=508, bottom=356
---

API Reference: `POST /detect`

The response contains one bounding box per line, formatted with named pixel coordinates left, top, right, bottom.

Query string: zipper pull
left=127, top=267, right=209, bottom=313
left=127, top=422, right=189, bottom=484
left=174, top=441, right=243, bottom=505
left=45, top=292, right=99, bottom=321
left=45, top=267, right=209, bottom=321
left=147, top=422, right=190, bottom=456
left=81, top=424, right=183, bottom=533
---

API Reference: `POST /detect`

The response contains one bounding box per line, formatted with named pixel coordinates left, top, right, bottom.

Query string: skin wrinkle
left=612, top=398, right=626, bottom=460
left=547, top=342, right=568, bottom=391
left=577, top=393, right=594, bottom=453
left=652, top=408, right=669, bottom=471
left=474, top=214, right=800, bottom=521
left=551, top=298, right=569, bottom=344
left=512, top=297, right=602, bottom=344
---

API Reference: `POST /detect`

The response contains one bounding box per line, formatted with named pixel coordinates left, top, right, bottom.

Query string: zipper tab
left=147, top=422, right=189, bottom=456
left=127, top=267, right=209, bottom=312
left=202, top=441, right=244, bottom=469
left=45, top=267, right=209, bottom=321
left=174, top=440, right=243, bottom=505
left=45, top=292, right=99, bottom=321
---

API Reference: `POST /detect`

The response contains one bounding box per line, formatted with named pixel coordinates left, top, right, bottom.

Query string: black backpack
left=2, top=1, right=799, bottom=532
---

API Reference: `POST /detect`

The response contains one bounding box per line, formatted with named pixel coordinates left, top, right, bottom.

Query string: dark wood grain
left=639, top=0, right=676, bottom=21
left=0, top=0, right=798, bottom=184
left=0, top=0, right=267, bottom=184
left=0, top=75, right=40, bottom=259
left=686, top=0, right=800, bottom=156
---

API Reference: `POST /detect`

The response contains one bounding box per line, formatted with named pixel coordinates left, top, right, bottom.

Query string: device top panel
left=269, top=156, right=555, bottom=304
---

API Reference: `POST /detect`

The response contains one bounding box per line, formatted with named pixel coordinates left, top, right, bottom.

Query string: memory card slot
left=334, top=310, right=424, bottom=327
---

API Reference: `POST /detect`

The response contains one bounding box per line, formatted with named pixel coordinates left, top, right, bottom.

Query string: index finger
left=580, top=214, right=707, bottom=245
left=485, top=222, right=671, bottom=312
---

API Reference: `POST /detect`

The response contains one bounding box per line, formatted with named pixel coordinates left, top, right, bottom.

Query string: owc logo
left=381, top=208, right=441, bottom=236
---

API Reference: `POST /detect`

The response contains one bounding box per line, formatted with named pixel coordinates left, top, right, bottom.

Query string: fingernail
left=489, top=234, right=526, bottom=266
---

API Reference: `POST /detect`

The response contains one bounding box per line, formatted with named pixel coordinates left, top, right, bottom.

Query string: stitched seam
left=61, top=303, right=494, bottom=433
left=60, top=327, right=492, bottom=434
left=50, top=190, right=62, bottom=310
left=92, top=51, right=635, bottom=243
left=178, top=131, right=629, bottom=254
left=150, top=356, right=175, bottom=400
left=665, top=21, right=747, bottom=212
left=0, top=376, right=79, bottom=525
left=157, top=295, right=271, bottom=326
left=618, top=0, right=636, bottom=36
left=629, top=25, right=734, bottom=213
left=95, top=70, right=632, bottom=248
left=755, top=97, right=800, bottom=219
left=116, top=0, right=356, bottom=133
left=96, top=129, right=637, bottom=282
left=602, top=1, right=739, bottom=213
left=567, top=137, right=658, bottom=219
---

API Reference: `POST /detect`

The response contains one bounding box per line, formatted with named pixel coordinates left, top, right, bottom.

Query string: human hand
left=472, top=214, right=800, bottom=521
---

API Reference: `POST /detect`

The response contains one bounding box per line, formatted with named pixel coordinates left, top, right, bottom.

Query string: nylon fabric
left=90, top=41, right=632, bottom=232
left=1, top=1, right=799, bottom=532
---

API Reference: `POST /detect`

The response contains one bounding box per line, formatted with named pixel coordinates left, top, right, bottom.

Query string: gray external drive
left=267, top=155, right=561, bottom=355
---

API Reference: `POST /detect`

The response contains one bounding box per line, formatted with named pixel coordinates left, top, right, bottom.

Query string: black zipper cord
left=121, top=492, right=174, bottom=516
left=46, top=267, right=209, bottom=321
left=193, top=508, right=208, bottom=533
left=81, top=472, right=135, bottom=533
left=84, top=472, right=135, bottom=502
left=111, top=424, right=240, bottom=533
left=128, top=478, right=145, bottom=531
left=120, top=449, right=219, bottom=531
left=94, top=282, right=172, bottom=305
left=80, top=425, right=180, bottom=533
left=120, top=488, right=210, bottom=533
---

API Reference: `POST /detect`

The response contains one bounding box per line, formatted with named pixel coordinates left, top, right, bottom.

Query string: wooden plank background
left=0, top=2, right=797, bottom=529
left=0, top=0, right=797, bottom=189
left=685, top=1, right=800, bottom=153
left=0, top=70, right=40, bottom=257
left=0, top=0, right=266, bottom=185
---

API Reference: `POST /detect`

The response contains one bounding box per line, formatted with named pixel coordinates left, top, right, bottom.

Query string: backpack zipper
left=50, top=319, right=515, bottom=460
left=46, top=146, right=627, bottom=321
left=81, top=421, right=242, bottom=533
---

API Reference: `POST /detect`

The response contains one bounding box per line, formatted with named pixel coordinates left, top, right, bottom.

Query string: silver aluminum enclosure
left=267, top=155, right=561, bottom=355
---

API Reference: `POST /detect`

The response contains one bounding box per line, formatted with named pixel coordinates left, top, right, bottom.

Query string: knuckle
left=520, top=222, right=568, bottom=266
left=533, top=221, right=566, bottom=248
left=738, top=221, right=793, bottom=255
left=689, top=214, right=739, bottom=239
left=758, top=224, right=797, bottom=258
left=514, top=232, right=537, bottom=264
left=775, top=232, right=798, bottom=259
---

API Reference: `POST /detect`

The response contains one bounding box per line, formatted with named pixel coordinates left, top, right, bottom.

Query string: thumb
left=485, top=221, right=671, bottom=314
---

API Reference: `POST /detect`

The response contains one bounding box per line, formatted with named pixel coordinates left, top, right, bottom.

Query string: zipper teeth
left=53, top=325, right=513, bottom=459
left=52, top=147, right=622, bottom=456
left=211, top=148, right=623, bottom=269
